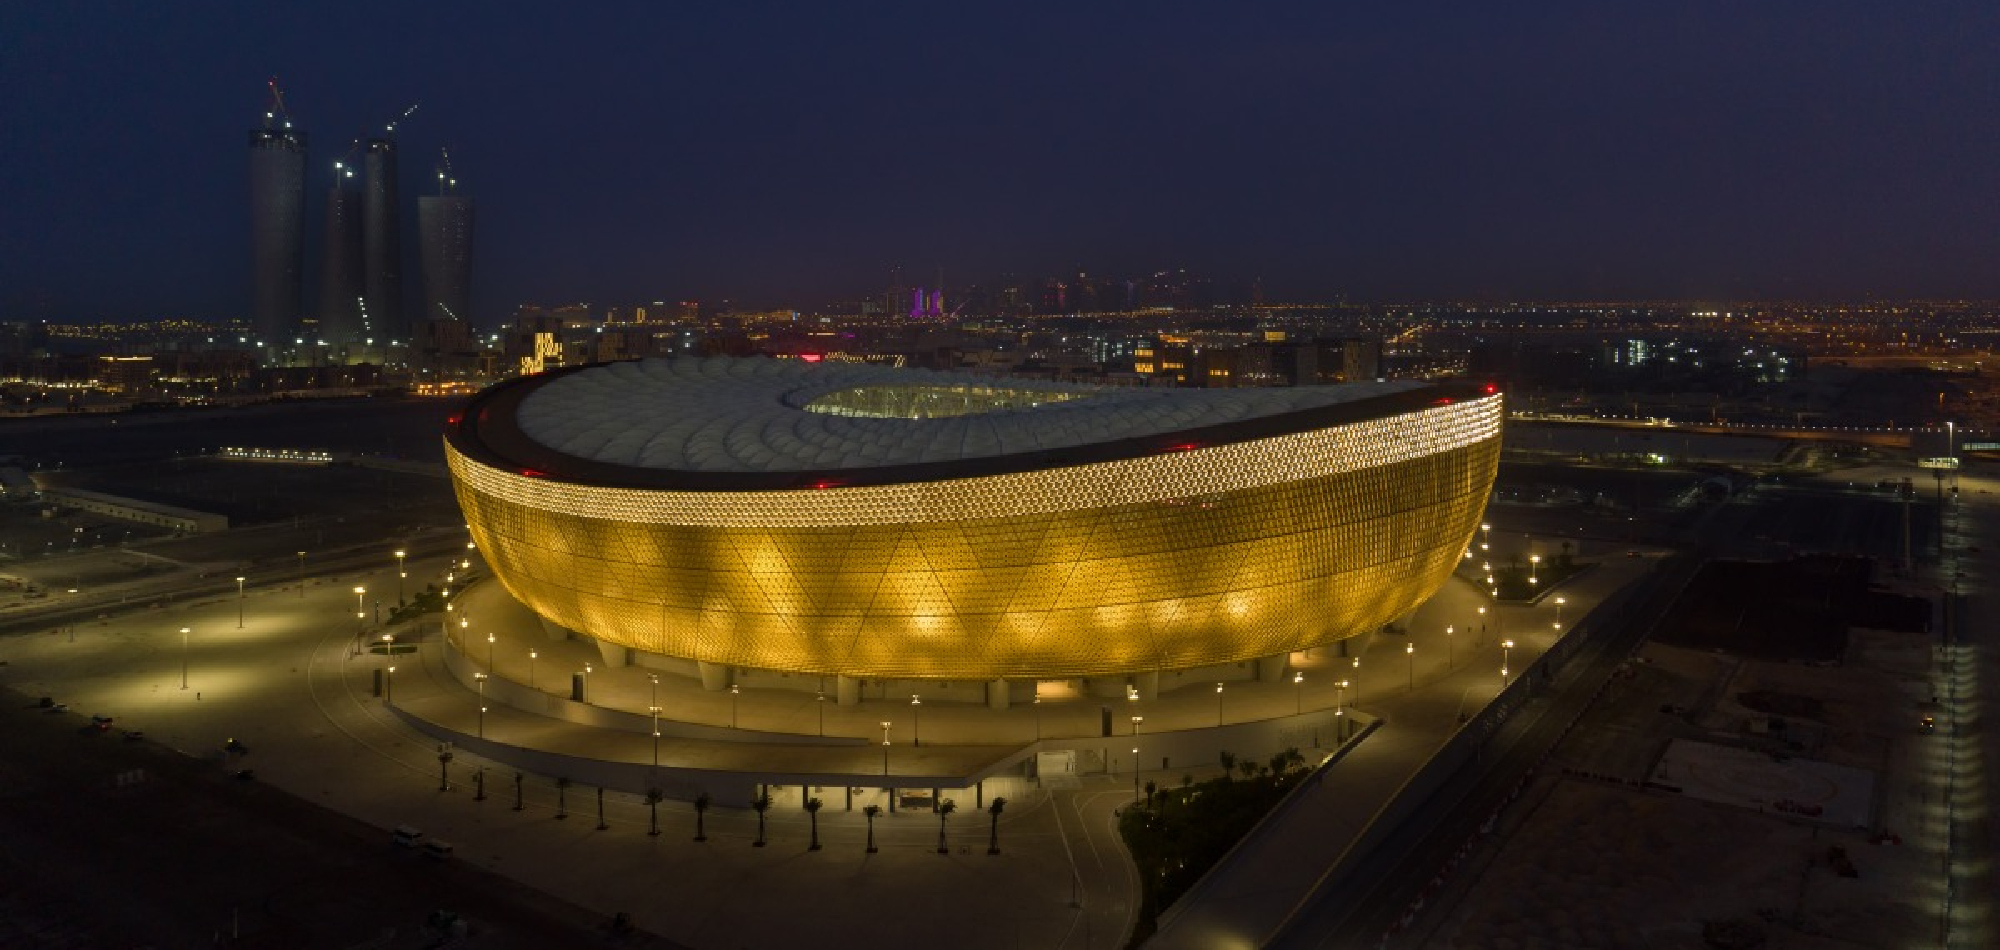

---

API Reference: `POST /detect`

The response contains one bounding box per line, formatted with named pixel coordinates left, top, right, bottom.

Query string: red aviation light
left=520, top=468, right=547, bottom=479
left=446, top=413, right=462, bottom=426
left=1482, top=384, right=1499, bottom=395
left=799, top=353, right=824, bottom=363
left=1435, top=398, right=1454, bottom=405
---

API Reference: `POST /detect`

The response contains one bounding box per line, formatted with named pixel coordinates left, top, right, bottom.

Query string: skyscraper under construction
left=418, top=160, right=473, bottom=327
left=362, top=137, right=404, bottom=342
left=248, top=117, right=306, bottom=346
left=317, top=158, right=365, bottom=344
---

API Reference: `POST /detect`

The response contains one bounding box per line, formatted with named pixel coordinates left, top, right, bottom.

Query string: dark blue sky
left=3, top=1, right=1996, bottom=321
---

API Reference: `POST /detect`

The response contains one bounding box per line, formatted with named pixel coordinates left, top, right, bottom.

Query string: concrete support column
left=835, top=675, right=861, bottom=707
left=698, top=661, right=733, bottom=692
left=986, top=678, right=1011, bottom=710
left=1132, top=670, right=1160, bottom=701
left=1256, top=652, right=1290, bottom=683
left=592, top=638, right=629, bottom=669
left=537, top=617, right=571, bottom=642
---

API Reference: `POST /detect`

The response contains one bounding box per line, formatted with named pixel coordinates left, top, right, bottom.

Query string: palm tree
left=1237, top=759, right=1257, bottom=781
left=751, top=794, right=771, bottom=847
left=1144, top=780, right=1158, bottom=810
left=863, top=804, right=882, bottom=854
left=555, top=776, right=571, bottom=819
left=934, top=798, right=956, bottom=855
left=986, top=797, right=1007, bottom=855
left=1218, top=750, right=1237, bottom=780
left=645, top=788, right=664, bottom=837
left=693, top=792, right=710, bottom=842
left=805, top=797, right=824, bottom=851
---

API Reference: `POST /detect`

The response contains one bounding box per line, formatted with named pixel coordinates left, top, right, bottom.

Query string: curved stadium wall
left=446, top=370, right=1503, bottom=680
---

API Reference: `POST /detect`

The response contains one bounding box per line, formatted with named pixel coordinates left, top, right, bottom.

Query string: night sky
left=3, top=1, right=1996, bottom=321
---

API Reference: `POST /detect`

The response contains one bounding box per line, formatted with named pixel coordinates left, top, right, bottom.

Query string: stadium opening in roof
left=445, top=357, right=1502, bottom=698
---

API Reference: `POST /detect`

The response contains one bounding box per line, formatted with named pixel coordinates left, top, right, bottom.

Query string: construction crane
left=384, top=102, right=419, bottom=137
left=263, top=77, right=294, bottom=130
left=435, top=147, right=458, bottom=195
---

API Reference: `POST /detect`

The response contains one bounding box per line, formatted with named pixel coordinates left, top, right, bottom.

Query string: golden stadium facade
left=445, top=358, right=1502, bottom=681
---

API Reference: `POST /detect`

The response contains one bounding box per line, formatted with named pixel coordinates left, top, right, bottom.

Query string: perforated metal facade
left=447, top=387, right=1502, bottom=680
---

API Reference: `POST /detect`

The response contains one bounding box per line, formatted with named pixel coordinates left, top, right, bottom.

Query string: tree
left=1237, top=759, right=1257, bottom=781
left=646, top=788, right=664, bottom=837
left=805, top=797, right=824, bottom=851
left=863, top=804, right=882, bottom=854
left=1268, top=751, right=1289, bottom=776
left=693, top=792, right=710, bottom=842
left=555, top=776, right=571, bottom=819
left=1218, top=750, right=1237, bottom=780
left=596, top=786, right=609, bottom=831
left=935, top=798, right=956, bottom=855
left=986, top=797, right=1007, bottom=855
left=751, top=794, right=772, bottom=847
left=1144, top=780, right=1158, bottom=811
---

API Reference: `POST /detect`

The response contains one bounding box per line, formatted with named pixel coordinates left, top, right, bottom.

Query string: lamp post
left=816, top=690, right=826, bottom=737
left=381, top=633, right=394, bottom=663
left=385, top=665, right=395, bottom=702
left=1033, top=697, right=1043, bottom=741
left=296, top=551, right=306, bottom=598
left=234, top=575, right=245, bottom=629
left=1501, top=639, right=1515, bottom=685
left=1292, top=671, right=1304, bottom=714
left=1480, top=522, right=1491, bottom=552
left=910, top=694, right=922, bottom=747
left=729, top=683, right=739, bottom=728
left=1406, top=642, right=1416, bottom=690
left=179, top=626, right=191, bottom=689
left=1336, top=678, right=1349, bottom=738
left=394, top=549, right=407, bottom=602
left=582, top=663, right=593, bottom=702
left=529, top=650, right=538, bottom=689
left=1214, top=682, right=1225, bottom=726
left=1477, top=604, right=1487, bottom=636
left=475, top=672, right=488, bottom=738
left=486, top=632, right=496, bottom=671
left=1132, top=746, right=1141, bottom=797
left=353, top=586, right=366, bottom=634
left=1554, top=596, right=1567, bottom=630
left=880, top=721, right=893, bottom=775
left=1130, top=714, right=1144, bottom=736
left=1529, top=553, right=1541, bottom=586
left=1445, top=624, right=1455, bottom=667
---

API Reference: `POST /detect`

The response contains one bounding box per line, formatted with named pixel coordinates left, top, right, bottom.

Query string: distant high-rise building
left=418, top=193, right=474, bottom=327
left=362, top=138, right=404, bottom=341
left=248, top=127, right=307, bottom=346
left=317, top=164, right=365, bottom=344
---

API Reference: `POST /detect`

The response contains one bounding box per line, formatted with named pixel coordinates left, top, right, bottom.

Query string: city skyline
left=3, top=2, right=1997, bottom=321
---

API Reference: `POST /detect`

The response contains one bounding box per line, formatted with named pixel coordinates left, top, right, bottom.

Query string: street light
left=1214, top=682, right=1225, bottom=726
left=583, top=663, right=593, bottom=702
left=296, top=551, right=306, bottom=598
left=179, top=626, right=191, bottom=689
left=728, top=682, right=739, bottom=728
left=1033, top=697, right=1043, bottom=740
left=1529, top=553, right=1541, bottom=585
left=353, top=586, right=366, bottom=631
left=486, top=632, right=496, bottom=671
left=1336, top=678, right=1350, bottom=739
left=1130, top=714, right=1144, bottom=736
left=1132, top=746, right=1141, bottom=797
left=475, top=672, right=488, bottom=738
left=1406, top=642, right=1416, bottom=690
left=385, top=665, right=395, bottom=702
left=234, top=576, right=245, bottom=628
left=395, top=549, right=407, bottom=602
left=1445, top=624, right=1455, bottom=667
left=529, top=650, right=538, bottom=689
left=1477, top=604, right=1487, bottom=635
left=880, top=720, right=893, bottom=775
left=382, top=633, right=394, bottom=662
left=1501, top=639, right=1515, bottom=685
left=1554, top=596, right=1567, bottom=629
left=1480, top=522, right=1491, bottom=552
left=1292, top=671, right=1304, bottom=714
left=910, top=694, right=922, bottom=747
left=816, top=690, right=826, bottom=737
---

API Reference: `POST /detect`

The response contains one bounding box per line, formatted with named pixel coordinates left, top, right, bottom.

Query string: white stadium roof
left=514, top=357, right=1422, bottom=474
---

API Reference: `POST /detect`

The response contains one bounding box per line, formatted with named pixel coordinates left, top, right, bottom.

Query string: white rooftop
left=515, top=357, right=1422, bottom=474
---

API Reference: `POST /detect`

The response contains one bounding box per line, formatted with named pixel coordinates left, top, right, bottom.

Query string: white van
left=420, top=839, right=454, bottom=859
left=392, top=825, right=424, bottom=848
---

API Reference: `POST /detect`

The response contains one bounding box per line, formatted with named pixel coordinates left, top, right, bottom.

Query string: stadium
left=444, top=357, right=1502, bottom=696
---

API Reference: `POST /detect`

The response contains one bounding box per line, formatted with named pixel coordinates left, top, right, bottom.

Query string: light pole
left=1130, top=714, right=1144, bottom=736
left=296, top=551, right=306, bottom=598
left=1293, top=671, right=1304, bottom=714
left=1446, top=624, right=1455, bottom=667
left=529, top=650, right=538, bottom=689
left=1529, top=554, right=1541, bottom=587
left=235, top=575, right=245, bottom=629
left=486, top=632, right=495, bottom=671
left=1477, top=604, right=1487, bottom=636
left=1406, top=642, right=1416, bottom=690
left=910, top=694, right=922, bottom=747
left=1501, top=639, right=1515, bottom=685
left=1033, top=697, right=1042, bottom=740
left=816, top=690, right=826, bottom=737
left=385, top=665, right=395, bottom=702
left=729, top=683, right=739, bottom=728
left=395, top=549, right=407, bottom=602
left=649, top=675, right=661, bottom=765
left=1214, top=682, right=1225, bottom=726
left=179, top=626, right=190, bottom=689
left=475, top=672, right=488, bottom=738
left=880, top=721, right=892, bottom=775
left=1336, top=678, right=1349, bottom=738
left=353, top=586, right=366, bottom=634
left=1132, top=746, right=1141, bottom=797
left=583, top=663, right=593, bottom=702
left=1480, top=521, right=1491, bottom=553
left=1554, top=596, right=1566, bottom=630
left=382, top=633, right=394, bottom=662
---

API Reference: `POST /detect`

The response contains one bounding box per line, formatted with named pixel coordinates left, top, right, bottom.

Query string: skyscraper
left=418, top=193, right=474, bottom=326
left=248, top=127, right=306, bottom=345
left=317, top=160, right=365, bottom=344
left=362, top=138, right=403, bottom=341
